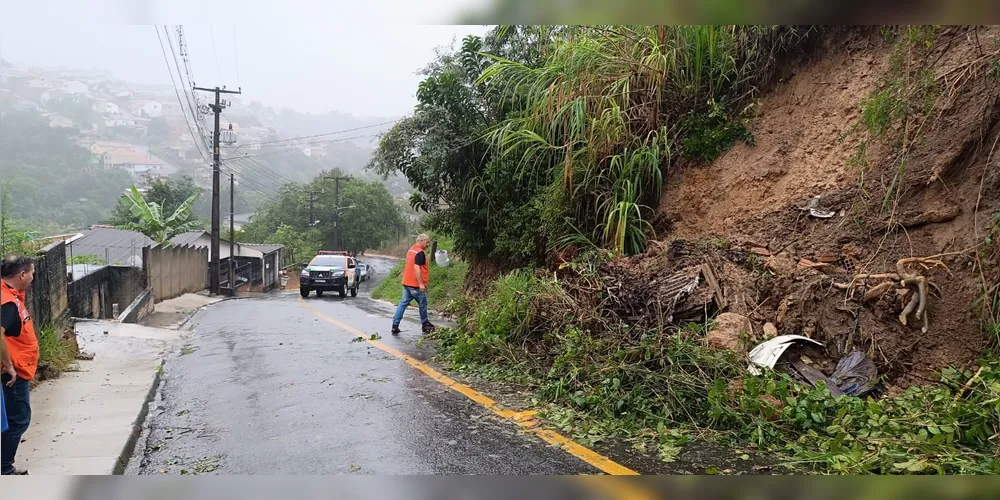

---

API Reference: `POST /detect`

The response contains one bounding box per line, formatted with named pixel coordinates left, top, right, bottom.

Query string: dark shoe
left=422, top=321, right=436, bottom=333
left=391, top=324, right=401, bottom=335
left=2, top=468, right=28, bottom=475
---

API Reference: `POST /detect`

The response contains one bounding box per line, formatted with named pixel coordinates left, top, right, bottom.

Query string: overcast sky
left=0, top=1, right=492, bottom=118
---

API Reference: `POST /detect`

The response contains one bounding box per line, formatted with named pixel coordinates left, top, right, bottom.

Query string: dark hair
left=1, top=255, right=33, bottom=279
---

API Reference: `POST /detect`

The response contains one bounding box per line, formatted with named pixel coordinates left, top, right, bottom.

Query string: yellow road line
left=298, top=297, right=640, bottom=476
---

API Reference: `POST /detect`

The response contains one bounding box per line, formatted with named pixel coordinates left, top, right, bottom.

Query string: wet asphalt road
left=128, top=257, right=601, bottom=475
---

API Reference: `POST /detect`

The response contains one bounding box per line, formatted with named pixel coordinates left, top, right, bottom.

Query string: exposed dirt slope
left=653, top=27, right=1000, bottom=388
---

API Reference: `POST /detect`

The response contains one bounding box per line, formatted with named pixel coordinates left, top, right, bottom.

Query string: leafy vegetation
left=241, top=170, right=404, bottom=263
left=371, top=26, right=815, bottom=263
left=1, top=184, right=41, bottom=256
left=37, top=326, right=75, bottom=374
left=0, top=109, right=132, bottom=231
left=846, top=26, right=942, bottom=214
left=114, top=186, right=200, bottom=244
left=433, top=268, right=1000, bottom=474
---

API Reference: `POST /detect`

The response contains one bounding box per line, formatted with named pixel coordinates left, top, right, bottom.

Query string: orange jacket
left=402, top=244, right=429, bottom=289
left=1, top=280, right=39, bottom=381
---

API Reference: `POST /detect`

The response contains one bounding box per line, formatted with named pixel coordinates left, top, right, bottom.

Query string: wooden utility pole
left=229, top=172, right=235, bottom=291
left=194, top=85, right=241, bottom=295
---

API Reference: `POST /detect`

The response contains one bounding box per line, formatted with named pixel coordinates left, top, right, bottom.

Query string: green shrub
left=38, top=326, right=74, bottom=373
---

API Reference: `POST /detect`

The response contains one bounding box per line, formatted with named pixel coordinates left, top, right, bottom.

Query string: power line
left=164, top=26, right=211, bottom=155
left=225, top=156, right=298, bottom=189
left=232, top=26, right=241, bottom=86
left=248, top=120, right=399, bottom=148
left=221, top=166, right=281, bottom=202
left=155, top=26, right=211, bottom=165
left=209, top=25, right=223, bottom=80
left=230, top=132, right=383, bottom=160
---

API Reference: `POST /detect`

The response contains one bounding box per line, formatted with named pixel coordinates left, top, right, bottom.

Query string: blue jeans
left=1, top=375, right=30, bottom=475
left=392, top=286, right=428, bottom=326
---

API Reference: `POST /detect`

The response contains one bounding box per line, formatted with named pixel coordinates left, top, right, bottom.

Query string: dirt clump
left=707, top=313, right=751, bottom=353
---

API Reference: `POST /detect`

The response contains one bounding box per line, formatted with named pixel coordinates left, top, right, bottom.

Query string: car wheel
left=316, top=290, right=324, bottom=297
left=300, top=287, right=310, bottom=298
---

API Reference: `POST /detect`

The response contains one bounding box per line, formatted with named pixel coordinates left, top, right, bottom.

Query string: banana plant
left=117, top=186, right=201, bottom=244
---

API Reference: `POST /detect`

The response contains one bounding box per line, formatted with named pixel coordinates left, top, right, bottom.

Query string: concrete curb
left=114, top=359, right=164, bottom=475
left=173, top=295, right=250, bottom=330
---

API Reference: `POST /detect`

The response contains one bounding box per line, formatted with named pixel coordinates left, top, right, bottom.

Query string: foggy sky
left=0, top=1, right=491, bottom=118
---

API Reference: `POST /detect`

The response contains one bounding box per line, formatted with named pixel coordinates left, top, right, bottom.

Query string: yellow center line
left=297, top=296, right=641, bottom=476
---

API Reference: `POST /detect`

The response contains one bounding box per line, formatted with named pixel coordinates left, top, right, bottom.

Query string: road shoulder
left=16, top=293, right=223, bottom=475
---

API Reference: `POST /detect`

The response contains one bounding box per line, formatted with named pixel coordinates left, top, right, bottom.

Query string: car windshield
left=309, top=256, right=344, bottom=269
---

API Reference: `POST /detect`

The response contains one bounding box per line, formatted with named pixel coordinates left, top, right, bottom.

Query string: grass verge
left=432, top=269, right=1000, bottom=475
left=371, top=259, right=468, bottom=314
left=38, top=326, right=75, bottom=373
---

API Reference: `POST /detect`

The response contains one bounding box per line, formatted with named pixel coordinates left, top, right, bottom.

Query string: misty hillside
left=0, top=60, right=412, bottom=232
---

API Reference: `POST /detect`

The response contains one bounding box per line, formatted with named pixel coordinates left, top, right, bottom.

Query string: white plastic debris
left=747, top=335, right=824, bottom=375
left=435, top=250, right=450, bottom=267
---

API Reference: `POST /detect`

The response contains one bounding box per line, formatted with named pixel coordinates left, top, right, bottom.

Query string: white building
left=131, top=100, right=163, bottom=118
left=92, top=101, right=120, bottom=114
left=48, top=115, right=74, bottom=128
left=62, top=81, right=89, bottom=95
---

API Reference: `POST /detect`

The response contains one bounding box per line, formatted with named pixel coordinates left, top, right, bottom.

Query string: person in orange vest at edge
left=391, top=234, right=435, bottom=335
left=1, top=255, right=37, bottom=475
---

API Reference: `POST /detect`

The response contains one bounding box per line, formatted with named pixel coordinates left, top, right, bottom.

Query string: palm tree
left=117, top=186, right=201, bottom=244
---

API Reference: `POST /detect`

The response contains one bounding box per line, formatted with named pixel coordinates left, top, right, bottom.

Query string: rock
left=764, top=253, right=799, bottom=275
left=762, top=322, right=778, bottom=339
left=706, top=312, right=750, bottom=353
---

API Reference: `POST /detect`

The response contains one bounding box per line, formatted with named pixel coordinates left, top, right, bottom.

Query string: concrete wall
left=27, top=241, right=70, bottom=331
left=144, top=244, right=208, bottom=302
left=118, top=288, right=153, bottom=323
left=67, top=266, right=146, bottom=320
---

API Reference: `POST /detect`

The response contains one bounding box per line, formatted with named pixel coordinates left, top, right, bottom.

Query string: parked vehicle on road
left=299, top=251, right=361, bottom=298
left=356, top=261, right=372, bottom=281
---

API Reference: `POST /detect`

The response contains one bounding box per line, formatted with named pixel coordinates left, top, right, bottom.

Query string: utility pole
left=307, top=191, right=316, bottom=227
left=229, top=172, right=235, bottom=292
left=334, top=177, right=342, bottom=251
left=194, top=85, right=241, bottom=295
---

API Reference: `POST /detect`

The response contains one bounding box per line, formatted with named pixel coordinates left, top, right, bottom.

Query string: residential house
left=62, top=81, right=89, bottom=96
left=27, top=78, right=55, bottom=89
left=223, top=213, right=255, bottom=231
left=65, top=227, right=155, bottom=279
left=130, top=100, right=163, bottom=118
left=105, top=112, right=148, bottom=128
left=105, top=153, right=165, bottom=177
left=165, top=146, right=188, bottom=160
left=170, top=231, right=284, bottom=292
left=92, top=101, right=120, bottom=114
left=39, top=88, right=67, bottom=103
left=48, top=114, right=74, bottom=129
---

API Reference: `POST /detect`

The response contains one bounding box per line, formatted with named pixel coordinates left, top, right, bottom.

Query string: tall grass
left=38, top=326, right=75, bottom=373
left=478, top=25, right=814, bottom=256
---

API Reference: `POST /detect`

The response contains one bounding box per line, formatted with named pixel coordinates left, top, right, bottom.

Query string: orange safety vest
left=402, top=244, right=430, bottom=289
left=1, top=280, right=39, bottom=381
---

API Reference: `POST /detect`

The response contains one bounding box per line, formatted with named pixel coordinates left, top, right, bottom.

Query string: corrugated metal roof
left=169, top=231, right=208, bottom=247
left=240, top=243, right=284, bottom=255
left=66, top=228, right=153, bottom=267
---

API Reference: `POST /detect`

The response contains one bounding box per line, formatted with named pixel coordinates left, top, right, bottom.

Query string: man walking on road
left=391, top=234, right=435, bottom=335
left=1, top=256, right=37, bottom=475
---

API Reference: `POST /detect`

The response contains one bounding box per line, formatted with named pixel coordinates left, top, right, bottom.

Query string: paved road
left=127, top=257, right=610, bottom=475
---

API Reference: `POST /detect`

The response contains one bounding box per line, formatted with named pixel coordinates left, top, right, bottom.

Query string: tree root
left=836, top=257, right=947, bottom=334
